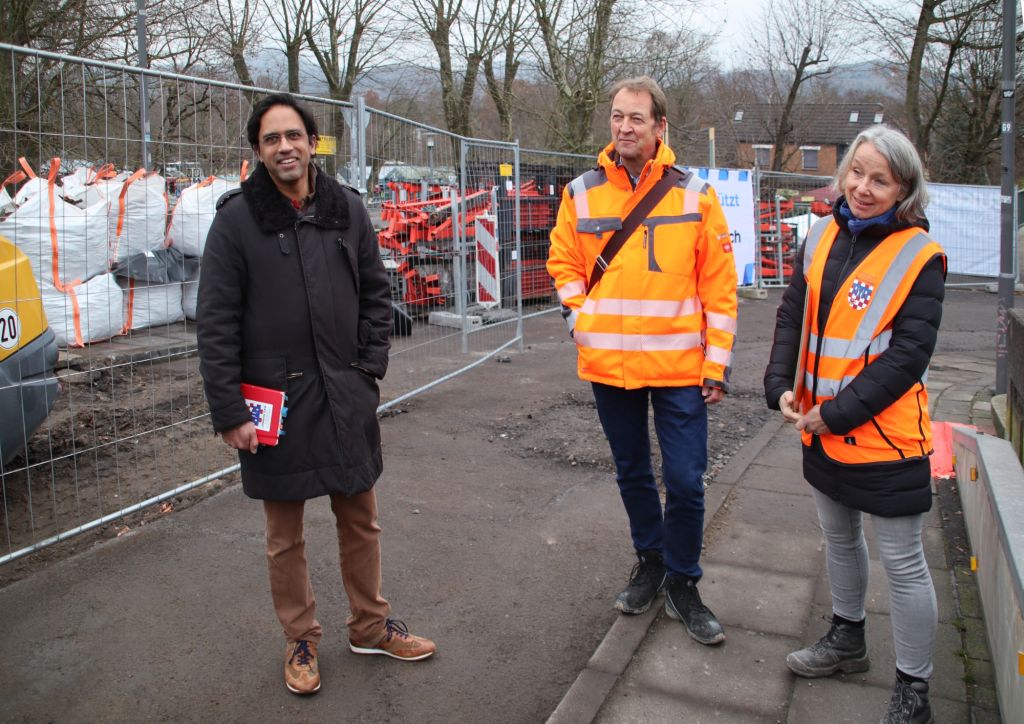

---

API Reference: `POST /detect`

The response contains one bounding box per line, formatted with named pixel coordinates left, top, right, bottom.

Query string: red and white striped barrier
left=475, top=214, right=500, bottom=308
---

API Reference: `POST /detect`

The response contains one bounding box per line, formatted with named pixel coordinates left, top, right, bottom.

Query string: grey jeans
left=812, top=488, right=938, bottom=679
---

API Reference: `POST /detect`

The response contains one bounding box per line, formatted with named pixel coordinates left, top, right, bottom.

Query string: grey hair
left=834, top=125, right=928, bottom=222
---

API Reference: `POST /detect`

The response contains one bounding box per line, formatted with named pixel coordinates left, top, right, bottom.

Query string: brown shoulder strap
left=587, top=166, right=685, bottom=292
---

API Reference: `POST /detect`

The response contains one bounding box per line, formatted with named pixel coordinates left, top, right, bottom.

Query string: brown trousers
left=263, top=489, right=389, bottom=646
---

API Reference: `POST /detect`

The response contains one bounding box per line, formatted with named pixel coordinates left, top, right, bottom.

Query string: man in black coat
left=197, top=94, right=435, bottom=697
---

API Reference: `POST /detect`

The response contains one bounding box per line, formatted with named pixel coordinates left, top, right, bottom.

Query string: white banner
left=926, top=183, right=1000, bottom=277
left=684, top=167, right=758, bottom=285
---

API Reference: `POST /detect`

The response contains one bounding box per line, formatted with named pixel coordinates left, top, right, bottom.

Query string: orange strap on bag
left=18, top=157, right=37, bottom=179
left=121, top=278, right=136, bottom=335
left=240, top=160, right=249, bottom=181
left=63, top=280, right=86, bottom=348
left=109, top=168, right=147, bottom=262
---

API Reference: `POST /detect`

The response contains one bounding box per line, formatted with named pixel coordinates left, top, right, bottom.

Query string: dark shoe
left=664, top=576, right=725, bottom=645
left=786, top=619, right=870, bottom=677
left=284, top=639, right=321, bottom=695
left=881, top=676, right=933, bottom=724
left=614, top=550, right=666, bottom=614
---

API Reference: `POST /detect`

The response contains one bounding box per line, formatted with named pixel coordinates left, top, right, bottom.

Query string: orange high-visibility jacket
left=547, top=141, right=738, bottom=390
left=798, top=217, right=946, bottom=464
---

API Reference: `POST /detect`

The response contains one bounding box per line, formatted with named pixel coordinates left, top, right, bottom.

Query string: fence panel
left=0, top=44, right=578, bottom=565
left=755, top=170, right=832, bottom=287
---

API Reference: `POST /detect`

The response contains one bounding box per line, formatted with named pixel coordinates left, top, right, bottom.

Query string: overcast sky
left=696, top=0, right=767, bottom=69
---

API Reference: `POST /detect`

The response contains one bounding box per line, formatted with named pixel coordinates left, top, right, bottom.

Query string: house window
left=801, top=146, right=820, bottom=171
left=734, top=110, right=744, bottom=121
left=849, top=111, right=859, bottom=122
left=753, top=144, right=772, bottom=167
left=874, top=112, right=884, bottom=123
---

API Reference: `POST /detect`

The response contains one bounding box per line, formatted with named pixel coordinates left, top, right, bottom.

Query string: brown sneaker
left=284, top=639, right=321, bottom=695
left=349, top=619, right=436, bottom=661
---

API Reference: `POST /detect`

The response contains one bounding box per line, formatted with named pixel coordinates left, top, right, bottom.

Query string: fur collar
left=241, top=162, right=350, bottom=232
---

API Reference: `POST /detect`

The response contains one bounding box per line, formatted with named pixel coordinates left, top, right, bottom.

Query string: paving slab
left=787, top=677, right=969, bottom=724
left=701, top=561, right=815, bottom=639
left=704, top=487, right=822, bottom=577
left=596, top=623, right=795, bottom=723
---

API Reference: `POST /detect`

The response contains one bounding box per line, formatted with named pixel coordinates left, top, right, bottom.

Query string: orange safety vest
left=546, top=141, right=738, bottom=390
left=798, top=217, right=946, bottom=464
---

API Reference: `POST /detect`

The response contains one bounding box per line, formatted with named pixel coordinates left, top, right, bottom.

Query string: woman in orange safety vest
left=764, top=125, right=945, bottom=724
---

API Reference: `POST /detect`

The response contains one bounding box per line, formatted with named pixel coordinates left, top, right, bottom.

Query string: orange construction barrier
left=930, top=421, right=978, bottom=479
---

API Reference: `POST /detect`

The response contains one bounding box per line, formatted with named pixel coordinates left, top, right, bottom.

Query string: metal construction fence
left=756, top=170, right=1022, bottom=288
left=0, top=42, right=591, bottom=565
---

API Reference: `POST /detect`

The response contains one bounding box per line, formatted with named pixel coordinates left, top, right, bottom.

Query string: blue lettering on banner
left=731, top=230, right=742, bottom=245
left=719, top=193, right=741, bottom=208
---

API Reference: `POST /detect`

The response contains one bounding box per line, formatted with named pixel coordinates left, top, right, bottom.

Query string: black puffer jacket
left=197, top=163, right=392, bottom=501
left=763, top=200, right=945, bottom=517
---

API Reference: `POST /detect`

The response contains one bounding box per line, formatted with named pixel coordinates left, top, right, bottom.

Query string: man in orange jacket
left=547, top=76, right=737, bottom=645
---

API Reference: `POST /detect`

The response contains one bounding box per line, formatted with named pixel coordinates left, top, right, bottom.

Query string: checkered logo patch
left=848, top=278, right=874, bottom=310
left=247, top=401, right=273, bottom=432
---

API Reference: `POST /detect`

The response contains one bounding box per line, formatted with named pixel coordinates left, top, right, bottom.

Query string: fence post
left=457, top=140, right=468, bottom=354
left=513, top=144, right=524, bottom=351
left=355, top=95, right=368, bottom=193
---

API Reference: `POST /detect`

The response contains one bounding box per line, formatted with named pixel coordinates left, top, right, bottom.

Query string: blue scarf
left=839, top=199, right=898, bottom=237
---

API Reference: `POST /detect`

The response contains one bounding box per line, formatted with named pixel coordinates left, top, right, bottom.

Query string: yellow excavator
left=0, top=234, right=59, bottom=464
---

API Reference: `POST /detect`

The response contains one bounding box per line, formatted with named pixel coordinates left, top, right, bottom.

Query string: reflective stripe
left=644, top=214, right=696, bottom=227
left=565, top=308, right=578, bottom=333
left=557, top=280, right=586, bottom=302
left=570, top=177, right=591, bottom=220
left=575, top=331, right=703, bottom=352
left=853, top=232, right=932, bottom=339
left=803, top=216, right=834, bottom=271
left=580, top=296, right=701, bottom=318
left=705, top=311, right=738, bottom=335
left=705, top=345, right=732, bottom=366
left=809, top=329, right=892, bottom=360
left=809, top=372, right=859, bottom=398
left=569, top=168, right=606, bottom=221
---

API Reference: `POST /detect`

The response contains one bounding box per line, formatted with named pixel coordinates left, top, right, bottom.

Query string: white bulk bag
left=41, top=273, right=124, bottom=347
left=181, top=268, right=199, bottom=320
left=0, top=175, right=110, bottom=287
left=166, top=178, right=239, bottom=257
left=120, top=277, right=185, bottom=331
left=84, top=170, right=169, bottom=263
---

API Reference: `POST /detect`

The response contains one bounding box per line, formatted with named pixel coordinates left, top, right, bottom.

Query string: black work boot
left=880, top=676, right=933, bottom=724
left=786, top=619, right=870, bottom=677
left=664, top=576, right=725, bottom=645
left=614, top=550, right=666, bottom=614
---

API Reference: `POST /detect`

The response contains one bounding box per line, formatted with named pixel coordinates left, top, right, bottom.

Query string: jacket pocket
left=240, top=356, right=288, bottom=390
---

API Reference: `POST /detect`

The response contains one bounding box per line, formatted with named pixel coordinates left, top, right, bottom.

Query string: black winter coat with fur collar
left=197, top=162, right=392, bottom=500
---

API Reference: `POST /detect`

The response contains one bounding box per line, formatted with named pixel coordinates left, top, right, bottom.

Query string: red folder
left=241, top=383, right=287, bottom=446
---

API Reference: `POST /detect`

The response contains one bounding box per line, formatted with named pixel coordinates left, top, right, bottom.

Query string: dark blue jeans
left=592, top=383, right=708, bottom=579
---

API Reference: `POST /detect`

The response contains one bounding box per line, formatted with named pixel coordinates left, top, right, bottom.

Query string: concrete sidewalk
left=549, top=352, right=1003, bottom=724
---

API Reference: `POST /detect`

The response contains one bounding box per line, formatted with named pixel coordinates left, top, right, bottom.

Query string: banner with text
left=684, top=167, right=757, bottom=285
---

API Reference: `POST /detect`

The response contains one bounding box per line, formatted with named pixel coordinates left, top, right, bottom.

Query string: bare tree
left=406, top=0, right=505, bottom=139
left=530, top=0, right=617, bottom=153
left=304, top=0, right=395, bottom=102
left=482, top=0, right=534, bottom=142
left=746, top=0, right=846, bottom=171
left=854, top=0, right=1000, bottom=161
left=211, top=0, right=265, bottom=87
left=263, top=0, right=313, bottom=92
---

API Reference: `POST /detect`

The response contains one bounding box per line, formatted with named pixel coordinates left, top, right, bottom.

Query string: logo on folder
left=848, top=279, right=874, bottom=310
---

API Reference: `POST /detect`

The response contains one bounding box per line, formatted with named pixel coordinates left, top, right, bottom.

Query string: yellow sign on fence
left=499, top=163, right=513, bottom=177
left=316, top=135, right=337, bottom=155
